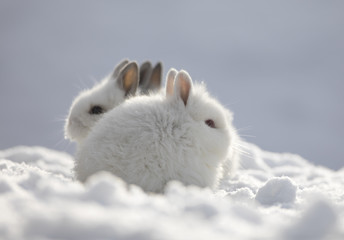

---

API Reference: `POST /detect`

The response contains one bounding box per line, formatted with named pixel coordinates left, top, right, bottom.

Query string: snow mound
left=255, top=176, right=297, bottom=206
left=1, top=143, right=344, bottom=240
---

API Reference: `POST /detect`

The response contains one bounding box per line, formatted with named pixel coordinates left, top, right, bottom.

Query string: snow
left=1, top=144, right=343, bottom=240
left=255, top=177, right=297, bottom=206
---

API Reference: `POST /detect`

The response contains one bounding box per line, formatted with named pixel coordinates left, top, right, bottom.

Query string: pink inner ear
left=166, top=78, right=174, bottom=96
left=178, top=72, right=191, bottom=106
left=166, top=69, right=177, bottom=97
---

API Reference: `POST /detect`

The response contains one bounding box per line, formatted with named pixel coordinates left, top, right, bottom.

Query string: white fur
left=64, top=60, right=161, bottom=144
left=75, top=69, right=238, bottom=193
left=64, top=77, right=126, bottom=143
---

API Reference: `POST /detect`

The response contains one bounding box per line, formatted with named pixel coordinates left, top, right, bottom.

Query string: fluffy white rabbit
left=75, top=69, right=238, bottom=193
left=64, top=60, right=162, bottom=144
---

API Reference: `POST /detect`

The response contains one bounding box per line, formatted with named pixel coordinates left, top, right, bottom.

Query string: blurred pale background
left=1, top=0, right=343, bottom=169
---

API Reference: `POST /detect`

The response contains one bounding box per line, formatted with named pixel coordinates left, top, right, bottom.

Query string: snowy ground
left=1, top=144, right=343, bottom=240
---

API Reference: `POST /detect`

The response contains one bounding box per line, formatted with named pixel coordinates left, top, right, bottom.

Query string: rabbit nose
left=68, top=119, right=74, bottom=128
left=68, top=118, right=81, bottom=131
left=69, top=118, right=80, bottom=127
left=69, top=117, right=88, bottom=132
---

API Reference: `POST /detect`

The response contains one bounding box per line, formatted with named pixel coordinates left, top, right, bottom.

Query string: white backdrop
left=1, top=0, right=343, bottom=169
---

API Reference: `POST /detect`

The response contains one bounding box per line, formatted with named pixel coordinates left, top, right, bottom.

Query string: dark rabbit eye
left=205, top=119, right=215, bottom=128
left=89, top=105, right=103, bottom=115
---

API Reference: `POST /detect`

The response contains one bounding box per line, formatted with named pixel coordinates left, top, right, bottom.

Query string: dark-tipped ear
left=174, top=70, right=192, bottom=106
left=112, top=59, right=129, bottom=79
left=117, top=62, right=139, bottom=97
left=166, top=68, right=177, bottom=97
left=139, top=61, right=152, bottom=88
left=147, top=62, right=162, bottom=91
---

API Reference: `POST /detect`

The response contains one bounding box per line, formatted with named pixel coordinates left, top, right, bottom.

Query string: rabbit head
left=64, top=60, right=139, bottom=143
left=163, top=69, right=234, bottom=186
left=65, top=59, right=163, bottom=144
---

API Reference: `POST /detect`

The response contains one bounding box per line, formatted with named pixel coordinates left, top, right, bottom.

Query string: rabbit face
left=186, top=84, right=232, bottom=154
left=64, top=61, right=139, bottom=144
left=64, top=80, right=126, bottom=143
left=162, top=73, right=232, bottom=188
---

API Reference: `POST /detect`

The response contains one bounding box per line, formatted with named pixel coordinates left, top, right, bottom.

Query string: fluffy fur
left=64, top=60, right=162, bottom=144
left=75, top=69, right=238, bottom=193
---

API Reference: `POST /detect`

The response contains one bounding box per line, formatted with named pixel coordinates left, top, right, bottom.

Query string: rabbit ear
left=174, top=70, right=192, bottom=106
left=166, top=68, right=177, bottom=97
left=147, top=62, right=162, bottom=91
left=112, top=59, right=129, bottom=79
left=139, top=61, right=152, bottom=88
left=117, top=62, right=139, bottom=96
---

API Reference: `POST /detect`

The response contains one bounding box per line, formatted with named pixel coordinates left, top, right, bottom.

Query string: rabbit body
left=76, top=70, right=236, bottom=192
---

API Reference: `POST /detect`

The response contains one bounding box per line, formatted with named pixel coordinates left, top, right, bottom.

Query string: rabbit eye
left=89, top=105, right=103, bottom=115
left=205, top=119, right=215, bottom=128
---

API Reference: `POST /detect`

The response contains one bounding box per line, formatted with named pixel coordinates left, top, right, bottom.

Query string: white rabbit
left=64, top=60, right=162, bottom=144
left=75, top=68, right=238, bottom=193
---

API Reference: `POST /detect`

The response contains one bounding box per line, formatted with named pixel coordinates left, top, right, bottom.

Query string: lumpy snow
left=0, top=143, right=343, bottom=240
